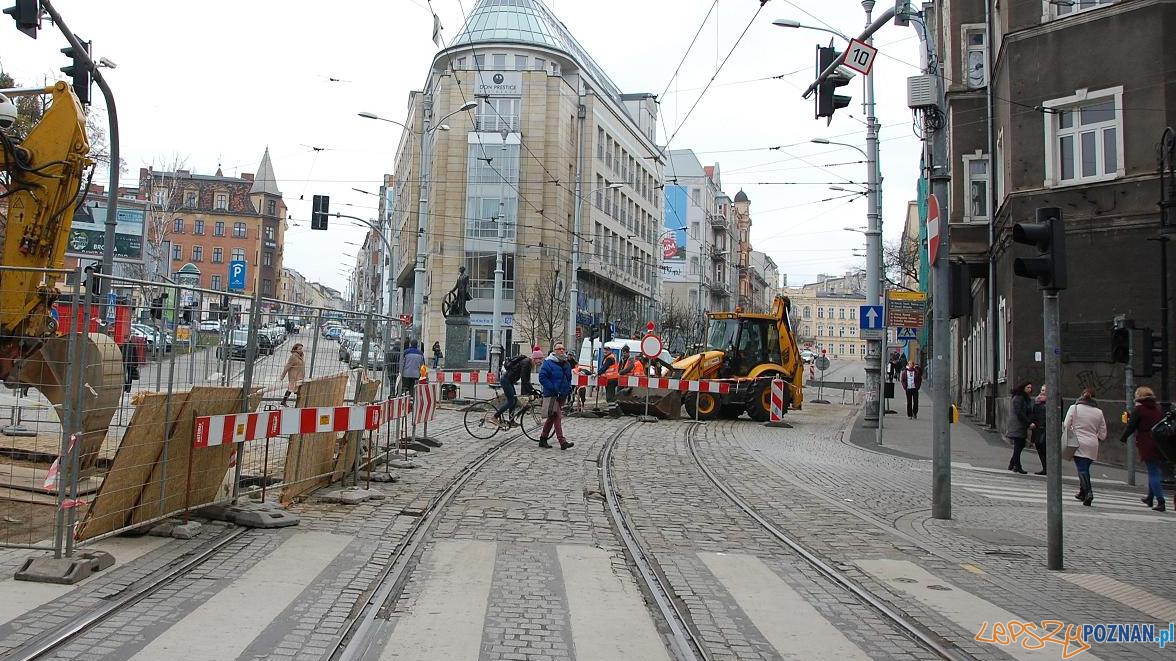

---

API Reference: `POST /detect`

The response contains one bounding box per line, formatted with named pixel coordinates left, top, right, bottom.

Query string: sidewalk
left=850, top=391, right=1152, bottom=490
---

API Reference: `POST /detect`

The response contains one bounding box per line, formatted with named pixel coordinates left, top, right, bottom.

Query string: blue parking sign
left=229, top=260, right=247, bottom=291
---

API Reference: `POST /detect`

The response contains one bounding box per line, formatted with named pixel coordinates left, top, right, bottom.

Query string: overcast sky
left=2, top=0, right=924, bottom=293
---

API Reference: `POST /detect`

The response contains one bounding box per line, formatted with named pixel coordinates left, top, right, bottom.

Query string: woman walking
left=1119, top=386, right=1167, bottom=512
left=279, top=343, right=305, bottom=407
left=1029, top=385, right=1049, bottom=475
left=1063, top=388, right=1107, bottom=506
left=431, top=341, right=443, bottom=369
left=1007, top=381, right=1034, bottom=474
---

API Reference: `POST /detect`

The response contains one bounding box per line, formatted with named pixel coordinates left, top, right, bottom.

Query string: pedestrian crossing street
left=953, top=478, right=1173, bottom=523
left=7, top=533, right=1173, bottom=660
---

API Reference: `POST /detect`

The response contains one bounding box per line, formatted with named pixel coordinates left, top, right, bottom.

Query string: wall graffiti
left=1074, top=368, right=1116, bottom=395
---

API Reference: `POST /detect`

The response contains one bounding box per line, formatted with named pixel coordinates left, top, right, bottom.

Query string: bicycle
left=464, top=387, right=546, bottom=441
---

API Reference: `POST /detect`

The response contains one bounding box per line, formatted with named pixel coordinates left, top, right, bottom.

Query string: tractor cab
left=705, top=314, right=785, bottom=379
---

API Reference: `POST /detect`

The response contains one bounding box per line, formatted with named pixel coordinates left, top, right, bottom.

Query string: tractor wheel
left=719, top=404, right=744, bottom=420
left=684, top=392, right=720, bottom=421
left=745, top=379, right=779, bottom=422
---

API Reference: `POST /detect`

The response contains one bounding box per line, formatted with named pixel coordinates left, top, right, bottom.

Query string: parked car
left=198, top=319, right=223, bottom=333
left=348, top=344, right=384, bottom=370
left=800, top=348, right=815, bottom=364
left=215, top=329, right=252, bottom=361
left=323, top=325, right=343, bottom=340
left=132, top=324, right=173, bottom=352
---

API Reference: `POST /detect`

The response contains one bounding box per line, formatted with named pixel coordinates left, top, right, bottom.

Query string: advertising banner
left=67, top=203, right=146, bottom=262
left=662, top=185, right=688, bottom=282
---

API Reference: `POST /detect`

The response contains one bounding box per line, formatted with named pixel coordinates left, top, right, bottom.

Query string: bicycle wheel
left=520, top=400, right=547, bottom=441
left=464, top=400, right=500, bottom=440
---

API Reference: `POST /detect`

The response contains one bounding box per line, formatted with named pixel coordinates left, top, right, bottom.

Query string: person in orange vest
left=619, top=346, right=644, bottom=397
left=600, top=345, right=620, bottom=412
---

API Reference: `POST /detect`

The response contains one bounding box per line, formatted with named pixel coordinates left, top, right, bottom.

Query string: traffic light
left=949, top=260, right=971, bottom=319
left=1112, top=324, right=1131, bottom=364
left=311, top=194, right=330, bottom=230
left=1012, top=207, right=1067, bottom=290
left=83, top=262, right=101, bottom=295
left=815, top=45, right=853, bottom=124
left=1129, top=328, right=1164, bottom=378
left=4, top=0, right=39, bottom=39
left=60, top=39, right=93, bottom=105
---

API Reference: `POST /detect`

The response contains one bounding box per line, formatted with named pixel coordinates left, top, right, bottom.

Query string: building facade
left=786, top=271, right=868, bottom=360
left=937, top=0, right=1175, bottom=454
left=138, top=150, right=287, bottom=316
left=387, top=0, right=662, bottom=360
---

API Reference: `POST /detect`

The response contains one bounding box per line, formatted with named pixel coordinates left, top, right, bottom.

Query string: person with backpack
left=1119, top=386, right=1168, bottom=512
left=491, top=349, right=543, bottom=428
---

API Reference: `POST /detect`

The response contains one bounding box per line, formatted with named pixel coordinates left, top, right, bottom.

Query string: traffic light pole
left=41, top=0, right=119, bottom=316
left=1043, top=289, right=1063, bottom=570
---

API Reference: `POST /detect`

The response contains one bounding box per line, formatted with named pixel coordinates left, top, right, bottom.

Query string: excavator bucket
left=10, top=333, right=124, bottom=471
left=616, top=388, right=682, bottom=419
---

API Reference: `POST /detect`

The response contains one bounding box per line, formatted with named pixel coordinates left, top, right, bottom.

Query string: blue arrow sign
left=228, top=260, right=247, bottom=291
left=860, top=305, right=884, bottom=330
left=897, top=327, right=918, bottom=340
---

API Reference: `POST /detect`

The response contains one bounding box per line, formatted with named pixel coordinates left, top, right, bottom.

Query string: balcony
left=708, top=246, right=727, bottom=262
left=708, top=211, right=727, bottom=228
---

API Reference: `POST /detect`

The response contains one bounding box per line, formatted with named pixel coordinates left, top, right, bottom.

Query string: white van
left=575, top=338, right=673, bottom=374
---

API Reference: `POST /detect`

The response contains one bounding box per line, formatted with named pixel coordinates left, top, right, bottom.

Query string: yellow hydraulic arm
left=0, top=82, right=92, bottom=374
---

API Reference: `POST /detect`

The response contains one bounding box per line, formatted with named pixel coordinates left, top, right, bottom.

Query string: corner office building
left=388, top=0, right=663, bottom=361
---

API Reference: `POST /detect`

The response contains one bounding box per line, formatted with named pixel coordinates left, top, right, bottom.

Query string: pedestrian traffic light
left=311, top=194, right=330, bottom=230
left=4, top=0, right=39, bottom=38
left=1012, top=207, right=1067, bottom=290
left=60, top=39, right=93, bottom=105
left=815, top=45, right=853, bottom=124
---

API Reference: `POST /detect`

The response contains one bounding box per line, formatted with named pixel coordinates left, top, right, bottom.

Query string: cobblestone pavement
left=699, top=402, right=1174, bottom=661
left=1, top=403, right=1172, bottom=660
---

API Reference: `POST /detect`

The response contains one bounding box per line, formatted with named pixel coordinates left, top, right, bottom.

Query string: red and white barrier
left=769, top=378, right=785, bottom=423
left=194, top=404, right=382, bottom=448
left=414, top=382, right=438, bottom=425
left=433, top=371, right=498, bottom=384
left=572, top=373, right=730, bottom=393
left=382, top=394, right=412, bottom=422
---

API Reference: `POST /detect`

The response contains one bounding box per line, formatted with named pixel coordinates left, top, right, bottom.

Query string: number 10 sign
left=844, top=38, right=878, bottom=77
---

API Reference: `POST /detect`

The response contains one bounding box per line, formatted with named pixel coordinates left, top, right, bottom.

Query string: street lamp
left=771, top=18, right=851, bottom=40
left=567, top=181, right=625, bottom=350
left=360, top=100, right=478, bottom=344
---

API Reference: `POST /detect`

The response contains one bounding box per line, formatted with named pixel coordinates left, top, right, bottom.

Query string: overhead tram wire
left=657, top=0, right=720, bottom=103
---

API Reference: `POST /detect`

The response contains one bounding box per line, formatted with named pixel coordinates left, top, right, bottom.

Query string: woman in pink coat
left=1063, top=387, right=1107, bottom=506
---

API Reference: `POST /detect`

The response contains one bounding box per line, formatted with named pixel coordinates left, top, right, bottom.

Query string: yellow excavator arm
left=0, top=82, right=92, bottom=379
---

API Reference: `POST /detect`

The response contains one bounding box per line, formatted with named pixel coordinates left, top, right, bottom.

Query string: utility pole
left=412, top=95, right=434, bottom=344
left=567, top=89, right=587, bottom=351
left=491, top=202, right=505, bottom=371
left=861, top=0, right=883, bottom=433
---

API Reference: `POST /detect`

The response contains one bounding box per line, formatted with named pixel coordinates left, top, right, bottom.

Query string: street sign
left=640, top=333, right=662, bottom=359
left=844, top=38, right=878, bottom=76
left=897, top=327, right=919, bottom=340
left=886, top=291, right=928, bottom=328
left=860, top=305, right=884, bottom=330
left=228, top=260, right=247, bottom=291
left=815, top=355, right=830, bottom=371
left=927, top=193, right=941, bottom=265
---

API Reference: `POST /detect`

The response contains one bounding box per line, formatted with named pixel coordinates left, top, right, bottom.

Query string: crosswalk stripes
left=953, top=480, right=1170, bottom=517
left=856, top=558, right=1107, bottom=661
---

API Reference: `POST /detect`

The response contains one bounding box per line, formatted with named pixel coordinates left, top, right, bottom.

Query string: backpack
left=500, top=354, right=529, bottom=383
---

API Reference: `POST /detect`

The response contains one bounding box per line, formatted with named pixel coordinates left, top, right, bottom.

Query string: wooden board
left=332, top=375, right=382, bottom=483
left=280, top=374, right=348, bottom=505
left=0, top=463, right=102, bottom=495
left=75, top=392, right=173, bottom=541
left=130, top=387, right=261, bottom=526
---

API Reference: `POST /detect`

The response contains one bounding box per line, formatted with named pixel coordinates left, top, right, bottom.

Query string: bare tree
left=883, top=239, right=920, bottom=292
left=513, top=277, right=567, bottom=350
left=139, top=156, right=189, bottom=284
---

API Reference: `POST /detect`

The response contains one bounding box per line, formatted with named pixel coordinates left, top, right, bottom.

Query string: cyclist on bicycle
left=491, top=349, right=544, bottom=428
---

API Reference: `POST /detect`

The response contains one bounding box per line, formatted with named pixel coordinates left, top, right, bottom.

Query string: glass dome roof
left=450, top=0, right=624, bottom=101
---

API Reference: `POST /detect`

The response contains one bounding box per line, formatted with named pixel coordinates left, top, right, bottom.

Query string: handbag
left=1151, top=410, right=1176, bottom=442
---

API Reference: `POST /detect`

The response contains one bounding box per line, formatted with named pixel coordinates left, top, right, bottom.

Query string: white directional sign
left=860, top=305, right=884, bottom=330
left=844, top=38, right=878, bottom=77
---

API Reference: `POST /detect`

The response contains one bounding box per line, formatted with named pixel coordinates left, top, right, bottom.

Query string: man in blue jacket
left=537, top=342, right=574, bottom=450
left=400, top=340, right=426, bottom=395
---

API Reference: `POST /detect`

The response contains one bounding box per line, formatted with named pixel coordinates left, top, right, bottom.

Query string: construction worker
left=600, top=344, right=620, bottom=412
left=618, top=346, right=644, bottom=398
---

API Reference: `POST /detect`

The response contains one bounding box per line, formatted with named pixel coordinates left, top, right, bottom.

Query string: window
left=265, top=226, right=276, bottom=241
left=515, top=55, right=528, bottom=70
left=212, top=247, right=223, bottom=263
left=172, top=244, right=182, bottom=261
left=194, top=219, right=205, bottom=235
left=1044, top=86, right=1123, bottom=186
left=463, top=251, right=515, bottom=300
left=475, top=97, right=520, bottom=132
left=818, top=307, right=824, bottom=319
left=266, top=200, right=277, bottom=216
left=263, top=251, right=273, bottom=267
left=474, top=54, right=485, bottom=69
left=231, top=248, right=245, bottom=262
left=492, top=53, right=506, bottom=69
left=184, top=190, right=197, bottom=207
left=455, top=56, right=466, bottom=69
left=214, top=221, right=225, bottom=236
left=233, top=222, right=247, bottom=238
left=173, top=218, right=184, bottom=233
left=803, top=306, right=811, bottom=319
left=262, top=279, right=273, bottom=295
left=211, top=275, right=222, bottom=290
left=962, top=26, right=987, bottom=89
left=689, top=256, right=699, bottom=275
left=849, top=344, right=856, bottom=355
left=839, top=308, right=845, bottom=320
left=153, top=188, right=169, bottom=205
left=963, top=152, right=990, bottom=222
left=1045, top=0, right=1114, bottom=21
left=533, top=57, right=545, bottom=72
left=192, top=246, right=203, bottom=262
left=214, top=193, right=228, bottom=210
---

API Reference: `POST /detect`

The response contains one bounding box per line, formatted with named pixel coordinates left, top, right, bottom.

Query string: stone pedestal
left=444, top=317, right=471, bottom=370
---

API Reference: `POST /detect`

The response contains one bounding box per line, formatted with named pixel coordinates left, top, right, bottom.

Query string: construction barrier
left=770, top=379, right=785, bottom=423
left=573, top=373, right=731, bottom=393
left=432, top=370, right=498, bottom=384
left=414, top=382, right=438, bottom=425
left=193, top=404, right=383, bottom=448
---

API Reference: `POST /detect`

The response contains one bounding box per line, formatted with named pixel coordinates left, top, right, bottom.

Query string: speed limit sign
left=844, top=38, right=877, bottom=76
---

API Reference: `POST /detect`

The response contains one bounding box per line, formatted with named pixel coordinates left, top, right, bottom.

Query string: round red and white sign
left=640, top=333, right=662, bottom=359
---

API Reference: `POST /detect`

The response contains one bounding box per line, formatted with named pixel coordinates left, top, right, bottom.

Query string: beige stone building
left=785, top=271, right=868, bottom=360
left=387, top=0, right=662, bottom=361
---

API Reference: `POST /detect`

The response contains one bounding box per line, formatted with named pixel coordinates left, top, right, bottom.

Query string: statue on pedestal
left=442, top=266, right=473, bottom=318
